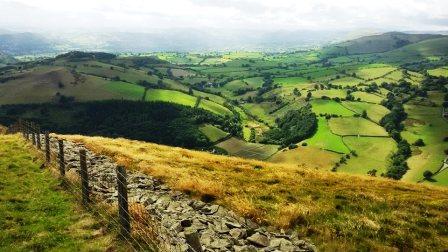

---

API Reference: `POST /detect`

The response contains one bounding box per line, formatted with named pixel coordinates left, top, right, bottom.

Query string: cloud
left=0, top=0, right=447, bottom=32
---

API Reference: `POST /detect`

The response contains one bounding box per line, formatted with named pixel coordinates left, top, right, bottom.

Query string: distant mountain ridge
left=322, top=32, right=446, bottom=56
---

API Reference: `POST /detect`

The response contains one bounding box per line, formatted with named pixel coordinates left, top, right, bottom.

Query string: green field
left=340, top=136, right=397, bottom=175
left=105, top=81, right=145, bottom=100
left=310, top=99, right=355, bottom=116
left=354, top=65, right=397, bottom=80
left=199, top=124, right=229, bottom=142
left=401, top=103, right=448, bottom=184
left=329, top=117, right=389, bottom=136
left=145, top=89, right=197, bottom=106
left=352, top=91, right=384, bottom=104
left=306, top=118, right=350, bottom=153
left=312, top=89, right=347, bottom=99
left=329, top=76, right=362, bottom=87
left=428, top=67, right=448, bottom=77
left=198, top=98, right=233, bottom=116
left=273, top=77, right=312, bottom=87
left=216, top=137, right=279, bottom=160
left=341, top=101, right=390, bottom=123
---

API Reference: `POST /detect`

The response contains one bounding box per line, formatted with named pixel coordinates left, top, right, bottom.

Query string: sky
left=0, top=0, right=448, bottom=33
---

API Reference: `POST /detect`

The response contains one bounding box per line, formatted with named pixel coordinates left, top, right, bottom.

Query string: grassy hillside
left=0, top=133, right=117, bottom=251
left=60, top=134, right=448, bottom=251
left=322, top=32, right=444, bottom=56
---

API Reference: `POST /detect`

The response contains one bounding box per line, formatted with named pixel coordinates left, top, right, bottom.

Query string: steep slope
left=61, top=134, right=448, bottom=251
left=322, top=32, right=445, bottom=56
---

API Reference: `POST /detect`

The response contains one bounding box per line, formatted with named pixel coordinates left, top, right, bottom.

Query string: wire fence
left=7, top=120, right=203, bottom=252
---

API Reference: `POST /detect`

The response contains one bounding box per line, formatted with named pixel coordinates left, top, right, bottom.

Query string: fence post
left=45, top=131, right=50, bottom=163
left=79, top=149, right=90, bottom=206
left=36, top=125, right=41, bottom=150
left=31, top=123, right=36, bottom=146
left=58, top=140, right=65, bottom=176
left=116, top=165, right=131, bottom=239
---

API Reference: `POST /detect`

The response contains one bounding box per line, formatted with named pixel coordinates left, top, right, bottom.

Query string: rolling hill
left=322, top=32, right=445, bottom=56
left=0, top=51, right=17, bottom=66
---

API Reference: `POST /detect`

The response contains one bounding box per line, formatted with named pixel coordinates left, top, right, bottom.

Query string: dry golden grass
left=0, top=125, right=7, bottom=134
left=60, top=134, right=448, bottom=251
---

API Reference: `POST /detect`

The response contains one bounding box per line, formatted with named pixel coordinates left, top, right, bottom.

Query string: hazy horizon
left=1, top=0, right=448, bottom=34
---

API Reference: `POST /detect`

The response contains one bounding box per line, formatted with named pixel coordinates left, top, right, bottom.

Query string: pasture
left=351, top=91, right=384, bottom=104
left=269, top=146, right=341, bottom=171
left=329, top=117, right=389, bottom=136
left=305, top=118, right=350, bottom=154
left=401, top=103, right=448, bottom=183
left=341, top=101, right=390, bottom=123
left=199, top=124, right=229, bottom=142
left=310, top=99, right=355, bottom=117
left=340, top=136, right=397, bottom=175
left=216, top=137, right=279, bottom=160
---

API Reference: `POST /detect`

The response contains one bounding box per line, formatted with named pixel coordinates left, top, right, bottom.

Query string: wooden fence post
left=45, top=131, right=50, bottom=163
left=31, top=124, right=36, bottom=146
left=79, top=149, right=90, bottom=206
left=36, top=125, right=41, bottom=150
left=58, top=140, right=65, bottom=176
left=116, top=165, right=131, bottom=239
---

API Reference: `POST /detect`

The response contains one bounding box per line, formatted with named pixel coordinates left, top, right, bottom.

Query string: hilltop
left=322, top=32, right=445, bottom=56
left=58, top=133, right=448, bottom=251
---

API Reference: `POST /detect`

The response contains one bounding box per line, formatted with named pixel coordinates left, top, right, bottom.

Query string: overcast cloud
left=0, top=0, right=447, bottom=33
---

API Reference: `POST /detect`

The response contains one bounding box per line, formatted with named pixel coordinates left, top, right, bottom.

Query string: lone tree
left=423, top=170, right=433, bottom=180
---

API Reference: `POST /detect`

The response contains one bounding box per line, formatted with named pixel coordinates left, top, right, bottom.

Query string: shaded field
left=216, top=137, right=279, bottom=160
left=61, top=134, right=448, bottom=251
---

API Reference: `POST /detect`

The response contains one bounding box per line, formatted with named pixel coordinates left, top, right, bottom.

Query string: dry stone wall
left=42, top=135, right=316, bottom=252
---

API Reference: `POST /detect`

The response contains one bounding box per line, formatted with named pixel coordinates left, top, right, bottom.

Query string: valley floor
left=0, top=134, right=118, bottom=251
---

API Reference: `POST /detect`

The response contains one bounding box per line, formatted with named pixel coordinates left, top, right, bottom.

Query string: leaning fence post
left=58, top=140, right=65, bottom=176
left=116, top=165, right=131, bottom=239
left=45, top=131, right=50, bottom=163
left=36, top=125, right=41, bottom=150
left=79, top=149, right=90, bottom=206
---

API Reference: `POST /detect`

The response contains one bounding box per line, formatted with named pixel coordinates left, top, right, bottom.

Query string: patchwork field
left=352, top=91, right=384, bottom=104
left=428, top=67, right=448, bottom=77
left=329, top=117, right=389, bottom=136
left=216, top=137, right=279, bottom=160
left=401, top=103, right=448, bottom=184
left=329, top=76, right=362, bottom=87
left=311, top=89, right=346, bottom=99
left=305, top=118, right=350, bottom=153
left=273, top=77, right=312, bottom=87
left=269, top=146, right=341, bottom=171
left=199, top=124, right=229, bottom=142
left=310, top=99, right=355, bottom=116
left=340, top=136, right=397, bottom=175
left=145, top=89, right=197, bottom=107
left=353, top=65, right=397, bottom=80
left=341, top=101, right=390, bottom=123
